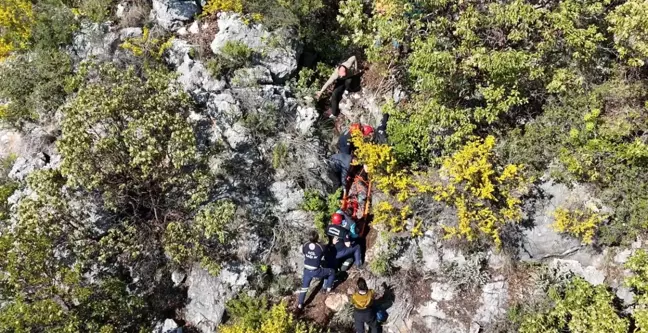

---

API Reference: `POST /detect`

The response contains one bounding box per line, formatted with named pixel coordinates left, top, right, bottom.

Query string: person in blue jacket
left=297, top=230, right=336, bottom=309
left=335, top=209, right=359, bottom=239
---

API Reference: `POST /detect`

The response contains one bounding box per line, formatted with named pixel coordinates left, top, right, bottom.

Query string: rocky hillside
left=3, top=0, right=648, bottom=332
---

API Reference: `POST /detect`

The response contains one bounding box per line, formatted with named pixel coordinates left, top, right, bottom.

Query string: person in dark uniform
left=297, top=230, right=336, bottom=309
left=326, top=217, right=363, bottom=271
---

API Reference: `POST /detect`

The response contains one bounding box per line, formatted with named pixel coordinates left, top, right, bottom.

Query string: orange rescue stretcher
left=340, top=164, right=372, bottom=237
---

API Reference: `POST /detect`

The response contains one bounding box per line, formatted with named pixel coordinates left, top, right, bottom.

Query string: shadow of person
left=375, top=283, right=396, bottom=311
left=304, top=279, right=324, bottom=307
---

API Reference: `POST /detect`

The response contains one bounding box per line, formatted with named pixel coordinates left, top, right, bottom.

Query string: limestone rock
left=172, top=270, right=187, bottom=286
left=614, top=249, right=634, bottom=264
left=0, top=128, right=24, bottom=159
left=211, top=13, right=301, bottom=82
left=188, top=21, right=200, bottom=34
left=116, top=2, right=127, bottom=18
left=184, top=264, right=250, bottom=333
left=9, top=153, right=60, bottom=181
left=520, top=181, right=589, bottom=261
left=72, top=22, right=120, bottom=61
left=161, top=319, right=181, bottom=333
left=119, top=27, right=143, bottom=39
left=617, top=286, right=635, bottom=307
left=472, top=278, right=508, bottom=324
left=270, top=180, right=304, bottom=213
left=549, top=258, right=606, bottom=285
left=152, top=0, right=200, bottom=31
left=420, top=231, right=442, bottom=272
left=284, top=210, right=311, bottom=229
left=325, top=293, right=349, bottom=312
left=295, top=105, right=318, bottom=135
left=222, top=121, right=250, bottom=150
left=231, top=66, right=273, bottom=87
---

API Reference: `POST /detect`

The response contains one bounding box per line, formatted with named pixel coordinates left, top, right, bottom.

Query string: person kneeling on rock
left=297, top=230, right=336, bottom=310
left=326, top=214, right=363, bottom=272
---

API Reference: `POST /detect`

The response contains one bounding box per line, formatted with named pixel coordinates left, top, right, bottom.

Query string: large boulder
left=520, top=181, right=591, bottom=261
left=270, top=180, right=304, bottom=213
left=325, top=294, right=349, bottom=312
left=72, top=22, right=121, bottom=61
left=152, top=0, right=200, bottom=31
left=183, top=264, right=250, bottom=333
left=295, top=105, right=318, bottom=135
left=231, top=66, right=273, bottom=88
left=166, top=40, right=226, bottom=98
left=211, top=13, right=301, bottom=82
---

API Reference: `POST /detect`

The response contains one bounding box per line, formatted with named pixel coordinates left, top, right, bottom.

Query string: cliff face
left=1, top=3, right=643, bottom=333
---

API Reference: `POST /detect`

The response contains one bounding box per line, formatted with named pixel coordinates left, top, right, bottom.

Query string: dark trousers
left=330, top=76, right=361, bottom=117
left=298, top=267, right=335, bottom=305
left=335, top=244, right=362, bottom=267
left=354, top=309, right=380, bottom=333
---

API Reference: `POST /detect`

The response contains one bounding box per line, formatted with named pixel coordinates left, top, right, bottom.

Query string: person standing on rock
left=298, top=230, right=336, bottom=310
left=352, top=278, right=380, bottom=333
left=316, top=56, right=362, bottom=120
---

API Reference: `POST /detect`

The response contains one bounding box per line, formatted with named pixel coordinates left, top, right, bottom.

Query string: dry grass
left=119, top=0, right=152, bottom=28
left=185, top=17, right=220, bottom=59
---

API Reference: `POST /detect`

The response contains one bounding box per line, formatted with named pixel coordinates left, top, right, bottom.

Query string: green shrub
left=0, top=49, right=72, bottom=127
left=220, top=297, right=319, bottom=333
left=518, top=277, right=628, bottom=333
left=31, top=0, right=78, bottom=50
left=369, top=233, right=398, bottom=276
left=272, top=142, right=289, bottom=169
left=78, top=0, right=113, bottom=23
left=208, top=41, right=254, bottom=77
left=164, top=201, right=237, bottom=275
left=301, top=189, right=342, bottom=239
left=441, top=253, right=490, bottom=291
left=58, top=62, right=199, bottom=209
left=0, top=154, right=18, bottom=221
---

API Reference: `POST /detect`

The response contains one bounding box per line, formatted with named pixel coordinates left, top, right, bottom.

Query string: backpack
left=376, top=309, right=388, bottom=323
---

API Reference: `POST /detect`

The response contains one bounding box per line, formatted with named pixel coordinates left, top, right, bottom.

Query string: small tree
left=59, top=62, right=201, bottom=211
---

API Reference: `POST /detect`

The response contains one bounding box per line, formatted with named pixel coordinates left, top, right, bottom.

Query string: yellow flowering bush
left=220, top=301, right=318, bottom=333
left=436, top=136, right=529, bottom=247
left=0, top=0, right=34, bottom=59
left=120, top=27, right=174, bottom=60
left=552, top=207, right=606, bottom=244
left=353, top=133, right=529, bottom=246
left=201, top=0, right=243, bottom=18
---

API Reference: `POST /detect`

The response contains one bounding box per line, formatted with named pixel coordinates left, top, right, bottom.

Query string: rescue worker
left=330, top=153, right=369, bottom=197
left=338, top=123, right=362, bottom=155
left=329, top=153, right=352, bottom=189
left=316, top=56, right=362, bottom=120
left=352, top=278, right=380, bottom=333
left=338, top=124, right=375, bottom=155
left=334, top=209, right=359, bottom=239
left=298, top=230, right=336, bottom=310
left=326, top=215, right=363, bottom=270
left=374, top=113, right=389, bottom=144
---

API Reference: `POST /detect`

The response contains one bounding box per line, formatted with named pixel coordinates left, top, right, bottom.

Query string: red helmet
left=331, top=213, right=343, bottom=225
left=350, top=123, right=362, bottom=133
left=362, top=125, right=374, bottom=136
